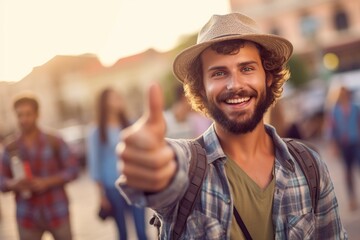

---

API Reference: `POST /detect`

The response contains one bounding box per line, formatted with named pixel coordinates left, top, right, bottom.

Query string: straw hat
left=173, top=13, right=293, bottom=83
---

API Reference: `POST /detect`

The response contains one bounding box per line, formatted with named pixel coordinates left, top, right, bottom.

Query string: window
left=300, top=13, right=319, bottom=39
left=334, top=8, right=349, bottom=31
left=270, top=27, right=280, bottom=36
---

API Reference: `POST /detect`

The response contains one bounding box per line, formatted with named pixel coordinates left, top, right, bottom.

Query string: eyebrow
left=207, top=61, right=259, bottom=71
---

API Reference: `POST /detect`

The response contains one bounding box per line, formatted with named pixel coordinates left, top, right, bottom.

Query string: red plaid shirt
left=0, top=131, right=79, bottom=228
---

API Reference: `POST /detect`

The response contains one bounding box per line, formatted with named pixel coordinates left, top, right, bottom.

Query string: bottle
left=10, top=156, right=31, bottom=199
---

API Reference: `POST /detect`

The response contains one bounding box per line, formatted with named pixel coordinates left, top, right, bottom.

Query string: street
left=318, top=140, right=360, bottom=239
left=0, top=141, right=359, bottom=239
left=0, top=172, right=157, bottom=240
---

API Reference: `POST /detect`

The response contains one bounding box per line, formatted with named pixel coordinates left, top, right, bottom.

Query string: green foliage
left=160, top=34, right=197, bottom=109
left=160, top=71, right=182, bottom=109
left=288, top=55, right=310, bottom=88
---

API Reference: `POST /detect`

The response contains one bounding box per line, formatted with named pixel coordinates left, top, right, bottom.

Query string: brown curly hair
left=183, top=39, right=291, bottom=116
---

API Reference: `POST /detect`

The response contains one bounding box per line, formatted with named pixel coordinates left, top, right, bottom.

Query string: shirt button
left=225, top=198, right=231, bottom=204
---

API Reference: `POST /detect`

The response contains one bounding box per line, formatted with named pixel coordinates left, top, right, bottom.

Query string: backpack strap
left=172, top=136, right=207, bottom=240
left=283, top=138, right=320, bottom=213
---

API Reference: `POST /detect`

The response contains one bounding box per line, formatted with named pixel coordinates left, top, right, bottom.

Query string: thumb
left=146, top=82, right=164, bottom=125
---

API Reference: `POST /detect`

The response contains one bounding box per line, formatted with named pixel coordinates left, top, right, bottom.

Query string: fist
left=118, top=83, right=176, bottom=192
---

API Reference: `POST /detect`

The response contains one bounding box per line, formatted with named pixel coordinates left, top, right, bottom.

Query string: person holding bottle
left=0, top=93, right=78, bottom=240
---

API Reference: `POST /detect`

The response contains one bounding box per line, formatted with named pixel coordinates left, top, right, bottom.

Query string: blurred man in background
left=164, top=85, right=212, bottom=139
left=328, top=86, right=360, bottom=211
left=0, top=93, right=78, bottom=240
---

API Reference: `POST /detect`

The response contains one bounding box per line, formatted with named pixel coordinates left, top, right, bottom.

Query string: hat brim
left=173, top=34, right=293, bottom=83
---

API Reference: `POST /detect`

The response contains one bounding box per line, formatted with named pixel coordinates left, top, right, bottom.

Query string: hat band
left=200, top=33, right=255, bottom=43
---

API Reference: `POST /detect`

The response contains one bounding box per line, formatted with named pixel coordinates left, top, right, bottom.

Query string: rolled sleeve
left=116, top=139, right=191, bottom=212
left=58, top=139, right=79, bottom=182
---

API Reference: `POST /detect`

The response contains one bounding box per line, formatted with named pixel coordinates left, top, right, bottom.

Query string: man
left=117, top=13, right=347, bottom=239
left=0, top=93, right=78, bottom=240
left=164, top=85, right=212, bottom=139
left=328, top=86, right=359, bottom=211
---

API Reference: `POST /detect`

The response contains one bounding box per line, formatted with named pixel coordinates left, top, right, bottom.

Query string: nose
left=226, top=72, right=243, bottom=91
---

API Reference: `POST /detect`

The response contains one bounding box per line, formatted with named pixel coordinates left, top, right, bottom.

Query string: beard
left=205, top=86, right=273, bottom=134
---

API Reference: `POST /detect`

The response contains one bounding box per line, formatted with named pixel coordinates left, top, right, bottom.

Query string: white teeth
left=226, top=97, right=250, bottom=104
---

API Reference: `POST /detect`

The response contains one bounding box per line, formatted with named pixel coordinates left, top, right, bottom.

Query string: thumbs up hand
left=117, top=83, right=177, bottom=192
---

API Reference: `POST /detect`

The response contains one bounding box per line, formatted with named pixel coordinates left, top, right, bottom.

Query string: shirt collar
left=202, top=124, right=226, bottom=164
left=202, top=124, right=295, bottom=171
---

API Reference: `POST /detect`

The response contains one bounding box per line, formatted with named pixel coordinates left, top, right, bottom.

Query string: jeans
left=105, top=186, right=147, bottom=240
left=339, top=143, right=359, bottom=198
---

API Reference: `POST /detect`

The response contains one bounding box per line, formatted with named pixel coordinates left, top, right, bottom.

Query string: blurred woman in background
left=87, top=88, right=147, bottom=240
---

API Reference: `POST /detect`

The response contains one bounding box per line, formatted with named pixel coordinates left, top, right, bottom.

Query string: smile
left=225, top=97, right=251, bottom=104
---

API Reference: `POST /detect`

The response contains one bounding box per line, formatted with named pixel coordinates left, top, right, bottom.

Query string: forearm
left=42, top=175, right=67, bottom=188
left=2, top=178, right=32, bottom=194
left=57, top=157, right=79, bottom=182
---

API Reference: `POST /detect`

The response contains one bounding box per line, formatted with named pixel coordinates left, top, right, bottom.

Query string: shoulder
left=330, top=104, right=339, bottom=114
left=43, top=131, right=63, bottom=143
left=166, top=138, right=192, bottom=150
left=290, top=140, right=331, bottom=185
left=166, top=138, right=193, bottom=162
left=41, top=130, right=68, bottom=149
left=353, top=103, right=360, bottom=113
left=285, top=139, right=322, bottom=165
left=86, top=125, right=99, bottom=136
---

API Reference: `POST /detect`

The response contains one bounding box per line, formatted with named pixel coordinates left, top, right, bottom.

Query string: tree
left=288, top=55, right=311, bottom=88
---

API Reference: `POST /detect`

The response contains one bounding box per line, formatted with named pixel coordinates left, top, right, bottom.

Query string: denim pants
left=339, top=143, right=359, bottom=198
left=105, top=186, right=147, bottom=240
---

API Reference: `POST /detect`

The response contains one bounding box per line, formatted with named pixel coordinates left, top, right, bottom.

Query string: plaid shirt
left=0, top=131, right=78, bottom=228
left=118, top=124, right=347, bottom=239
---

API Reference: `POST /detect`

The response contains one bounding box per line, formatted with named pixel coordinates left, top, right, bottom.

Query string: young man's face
left=201, top=42, right=273, bottom=134
left=15, top=103, right=38, bottom=134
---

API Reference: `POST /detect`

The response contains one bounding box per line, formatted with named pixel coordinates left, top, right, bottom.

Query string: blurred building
left=231, top=0, right=360, bottom=74
left=2, top=0, right=359, bottom=138
left=0, top=49, right=173, bottom=137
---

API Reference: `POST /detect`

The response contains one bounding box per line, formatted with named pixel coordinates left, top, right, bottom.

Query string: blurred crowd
left=267, top=82, right=360, bottom=212
left=0, top=85, right=212, bottom=240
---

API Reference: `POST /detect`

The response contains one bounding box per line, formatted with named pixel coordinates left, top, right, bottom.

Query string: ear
left=199, top=80, right=206, bottom=98
left=200, top=89, right=206, bottom=98
left=266, top=74, right=273, bottom=87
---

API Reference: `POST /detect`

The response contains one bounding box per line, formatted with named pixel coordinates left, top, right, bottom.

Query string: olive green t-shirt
left=225, top=158, right=275, bottom=240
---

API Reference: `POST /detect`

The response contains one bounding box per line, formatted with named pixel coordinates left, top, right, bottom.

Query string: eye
left=242, top=66, right=254, bottom=72
left=211, top=71, right=226, bottom=78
